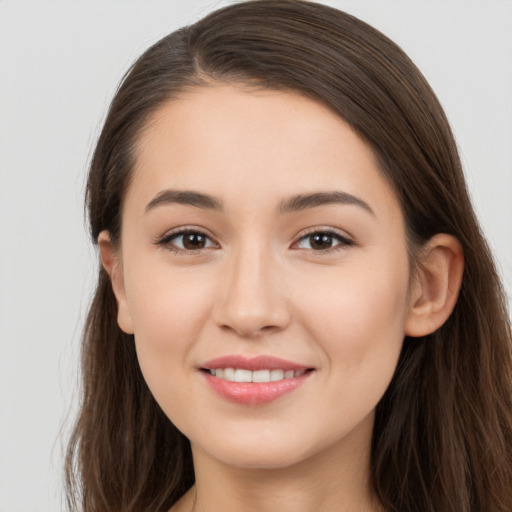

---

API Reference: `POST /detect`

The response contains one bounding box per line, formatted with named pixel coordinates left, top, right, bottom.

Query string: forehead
left=126, top=85, right=400, bottom=219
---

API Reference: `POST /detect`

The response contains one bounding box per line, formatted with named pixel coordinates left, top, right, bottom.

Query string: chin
left=208, top=444, right=312, bottom=470
left=190, top=425, right=338, bottom=471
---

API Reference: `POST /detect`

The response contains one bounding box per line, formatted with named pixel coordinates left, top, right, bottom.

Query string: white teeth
left=223, top=368, right=235, bottom=381
left=270, top=369, right=284, bottom=381
left=208, top=368, right=307, bottom=383
left=234, top=369, right=252, bottom=382
left=252, top=370, right=270, bottom=382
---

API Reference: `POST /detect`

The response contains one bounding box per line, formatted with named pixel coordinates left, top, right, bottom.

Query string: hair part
left=67, top=1, right=512, bottom=511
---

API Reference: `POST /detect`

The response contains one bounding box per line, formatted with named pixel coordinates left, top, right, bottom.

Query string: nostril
left=218, top=321, right=285, bottom=339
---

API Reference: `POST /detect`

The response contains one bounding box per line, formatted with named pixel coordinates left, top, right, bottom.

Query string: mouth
left=199, top=355, right=315, bottom=405
left=203, top=368, right=309, bottom=383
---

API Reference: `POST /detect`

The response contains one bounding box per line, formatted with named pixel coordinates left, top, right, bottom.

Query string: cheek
left=302, top=256, right=408, bottom=331
left=127, top=261, right=214, bottom=340
left=124, top=263, right=215, bottom=394
left=297, top=257, right=409, bottom=391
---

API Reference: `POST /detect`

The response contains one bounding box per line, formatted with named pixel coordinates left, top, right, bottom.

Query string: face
left=108, top=85, right=415, bottom=470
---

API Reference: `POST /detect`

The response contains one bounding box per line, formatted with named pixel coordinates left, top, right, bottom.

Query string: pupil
left=311, top=233, right=333, bottom=250
left=183, top=233, right=205, bottom=250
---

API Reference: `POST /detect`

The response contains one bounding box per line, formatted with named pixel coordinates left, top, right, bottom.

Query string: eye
left=294, top=230, right=353, bottom=251
left=156, top=229, right=218, bottom=253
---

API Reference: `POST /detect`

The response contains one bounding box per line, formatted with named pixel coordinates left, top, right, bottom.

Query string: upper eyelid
left=154, top=228, right=219, bottom=255
left=155, top=226, right=217, bottom=243
left=290, top=228, right=355, bottom=254
left=293, top=226, right=353, bottom=242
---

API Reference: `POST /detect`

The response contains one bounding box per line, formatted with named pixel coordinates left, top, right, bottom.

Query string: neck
left=179, top=414, right=382, bottom=512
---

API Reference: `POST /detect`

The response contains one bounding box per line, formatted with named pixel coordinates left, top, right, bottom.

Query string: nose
left=212, top=244, right=291, bottom=338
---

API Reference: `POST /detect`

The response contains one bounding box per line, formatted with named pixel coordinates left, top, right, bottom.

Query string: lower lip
left=202, top=371, right=312, bottom=405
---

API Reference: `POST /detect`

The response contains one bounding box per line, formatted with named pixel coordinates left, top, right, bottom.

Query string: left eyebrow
left=279, top=191, right=375, bottom=216
left=145, top=189, right=223, bottom=213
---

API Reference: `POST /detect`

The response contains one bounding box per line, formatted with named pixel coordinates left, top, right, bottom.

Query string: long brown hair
left=66, top=1, right=512, bottom=510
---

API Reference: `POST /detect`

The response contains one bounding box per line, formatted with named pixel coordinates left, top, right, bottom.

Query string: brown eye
left=295, top=231, right=353, bottom=251
left=182, top=232, right=208, bottom=250
left=310, top=233, right=335, bottom=250
left=157, top=230, right=217, bottom=252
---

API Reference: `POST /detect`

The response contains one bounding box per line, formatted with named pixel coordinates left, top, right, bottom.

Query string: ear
left=405, top=234, right=464, bottom=337
left=98, top=231, right=134, bottom=334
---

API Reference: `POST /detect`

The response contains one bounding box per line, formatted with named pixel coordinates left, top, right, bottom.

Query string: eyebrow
left=280, top=191, right=374, bottom=215
left=146, top=189, right=223, bottom=212
left=145, top=188, right=374, bottom=216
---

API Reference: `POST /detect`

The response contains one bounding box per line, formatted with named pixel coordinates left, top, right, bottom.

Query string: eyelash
left=154, top=227, right=354, bottom=255
left=154, top=227, right=219, bottom=255
left=293, top=229, right=354, bottom=253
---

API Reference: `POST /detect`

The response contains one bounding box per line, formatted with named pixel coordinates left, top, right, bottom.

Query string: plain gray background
left=0, top=1, right=511, bottom=510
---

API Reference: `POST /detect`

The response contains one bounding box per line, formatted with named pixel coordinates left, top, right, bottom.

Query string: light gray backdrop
left=0, top=1, right=511, bottom=511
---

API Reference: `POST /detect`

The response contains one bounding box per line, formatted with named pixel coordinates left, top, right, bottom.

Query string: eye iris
left=310, top=233, right=334, bottom=250
left=183, top=232, right=206, bottom=250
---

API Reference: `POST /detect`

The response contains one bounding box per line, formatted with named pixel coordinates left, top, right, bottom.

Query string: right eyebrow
left=145, top=189, right=224, bottom=213
left=280, top=191, right=374, bottom=216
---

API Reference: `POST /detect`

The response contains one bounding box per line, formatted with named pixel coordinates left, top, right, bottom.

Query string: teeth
left=223, top=368, right=235, bottom=381
left=234, top=369, right=252, bottom=382
left=270, top=369, right=284, bottom=381
left=208, top=367, right=307, bottom=383
left=252, top=369, right=270, bottom=382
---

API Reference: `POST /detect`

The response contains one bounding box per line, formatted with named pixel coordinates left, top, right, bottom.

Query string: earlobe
left=98, top=230, right=134, bottom=335
left=405, top=234, right=464, bottom=337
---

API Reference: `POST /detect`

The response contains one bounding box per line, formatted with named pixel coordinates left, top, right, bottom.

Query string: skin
left=100, top=85, right=464, bottom=512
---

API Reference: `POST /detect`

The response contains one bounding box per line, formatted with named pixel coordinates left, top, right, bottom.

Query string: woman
left=65, top=1, right=512, bottom=510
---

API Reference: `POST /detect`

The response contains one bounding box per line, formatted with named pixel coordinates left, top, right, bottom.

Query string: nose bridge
left=214, top=238, right=289, bottom=337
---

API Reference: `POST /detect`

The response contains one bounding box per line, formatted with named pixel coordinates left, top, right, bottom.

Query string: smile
left=200, top=355, right=314, bottom=405
left=208, top=368, right=307, bottom=383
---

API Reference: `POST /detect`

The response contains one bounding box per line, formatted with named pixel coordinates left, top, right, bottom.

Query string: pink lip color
left=202, top=355, right=309, bottom=372
left=200, top=355, right=312, bottom=405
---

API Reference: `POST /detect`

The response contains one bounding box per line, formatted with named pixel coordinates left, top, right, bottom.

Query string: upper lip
left=201, top=355, right=311, bottom=372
